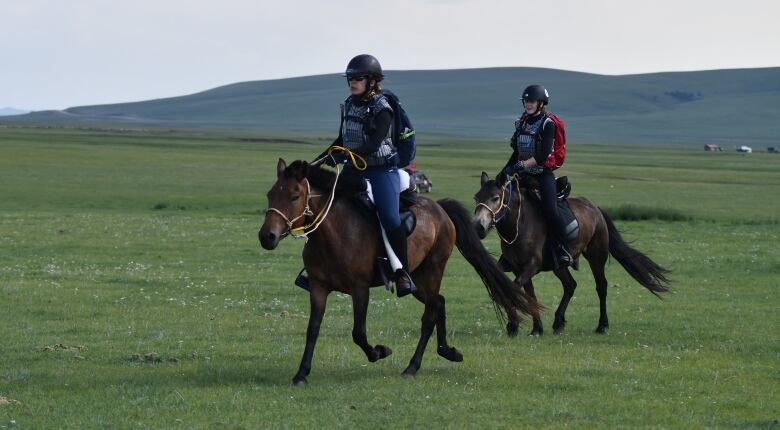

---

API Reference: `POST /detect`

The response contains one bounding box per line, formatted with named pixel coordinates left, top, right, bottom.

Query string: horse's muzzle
left=258, top=226, right=280, bottom=250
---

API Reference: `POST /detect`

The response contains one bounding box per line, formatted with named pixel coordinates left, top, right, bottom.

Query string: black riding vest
left=512, top=114, right=551, bottom=174
left=341, top=94, right=396, bottom=166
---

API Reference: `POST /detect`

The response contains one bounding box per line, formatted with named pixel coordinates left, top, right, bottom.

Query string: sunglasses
left=347, top=76, right=369, bottom=82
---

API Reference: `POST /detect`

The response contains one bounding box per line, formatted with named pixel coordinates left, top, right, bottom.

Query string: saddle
left=353, top=188, right=418, bottom=236
left=525, top=176, right=578, bottom=243
left=553, top=176, right=578, bottom=243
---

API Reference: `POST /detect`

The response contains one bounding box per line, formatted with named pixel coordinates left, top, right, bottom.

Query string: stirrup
left=557, top=246, right=574, bottom=267
left=395, top=270, right=417, bottom=298
left=294, top=268, right=311, bottom=291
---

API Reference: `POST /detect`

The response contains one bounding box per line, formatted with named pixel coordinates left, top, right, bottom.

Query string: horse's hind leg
left=402, top=251, right=454, bottom=377
left=524, top=279, right=544, bottom=336
left=552, top=268, right=577, bottom=335
left=402, top=296, right=438, bottom=378
left=434, top=295, right=463, bottom=362
left=351, top=287, right=393, bottom=362
left=586, top=251, right=610, bottom=334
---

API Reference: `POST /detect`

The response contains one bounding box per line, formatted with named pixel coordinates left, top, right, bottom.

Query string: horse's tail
left=438, top=198, right=541, bottom=321
left=599, top=208, right=671, bottom=297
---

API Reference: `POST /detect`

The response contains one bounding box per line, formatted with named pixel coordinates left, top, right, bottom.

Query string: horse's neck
left=304, top=189, right=360, bottom=249
left=498, top=187, right=543, bottom=241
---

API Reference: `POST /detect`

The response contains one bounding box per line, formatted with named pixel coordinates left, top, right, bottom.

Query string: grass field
left=1, top=127, right=778, bottom=429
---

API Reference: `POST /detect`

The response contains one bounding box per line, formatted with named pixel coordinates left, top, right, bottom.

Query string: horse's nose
left=259, top=228, right=278, bottom=250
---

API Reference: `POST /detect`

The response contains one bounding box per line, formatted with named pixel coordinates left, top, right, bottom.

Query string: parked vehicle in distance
left=411, top=171, right=432, bottom=193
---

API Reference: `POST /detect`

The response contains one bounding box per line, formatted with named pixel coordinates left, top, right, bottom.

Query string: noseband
left=266, top=179, right=315, bottom=239
left=475, top=176, right=522, bottom=245
left=265, top=165, right=342, bottom=241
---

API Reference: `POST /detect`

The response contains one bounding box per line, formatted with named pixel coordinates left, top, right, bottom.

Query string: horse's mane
left=284, top=160, right=367, bottom=199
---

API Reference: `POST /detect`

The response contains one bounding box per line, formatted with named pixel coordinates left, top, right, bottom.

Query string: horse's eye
left=491, top=196, right=500, bottom=202
left=290, top=195, right=300, bottom=202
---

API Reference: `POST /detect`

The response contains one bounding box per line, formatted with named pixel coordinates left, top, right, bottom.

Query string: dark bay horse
left=259, top=160, right=539, bottom=386
left=473, top=172, right=670, bottom=336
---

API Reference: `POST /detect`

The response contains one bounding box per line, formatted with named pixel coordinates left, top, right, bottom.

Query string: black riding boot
left=387, top=227, right=417, bottom=297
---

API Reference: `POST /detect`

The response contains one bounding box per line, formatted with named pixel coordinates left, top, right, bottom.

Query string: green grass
left=1, top=127, right=779, bottom=429
left=600, top=204, right=693, bottom=222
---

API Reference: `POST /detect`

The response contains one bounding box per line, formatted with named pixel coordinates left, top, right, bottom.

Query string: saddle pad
left=557, top=199, right=579, bottom=243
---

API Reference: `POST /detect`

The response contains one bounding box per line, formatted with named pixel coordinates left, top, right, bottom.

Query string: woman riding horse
left=500, top=84, right=573, bottom=267
left=474, top=173, right=671, bottom=336
left=317, top=54, right=416, bottom=297
left=260, top=160, right=539, bottom=384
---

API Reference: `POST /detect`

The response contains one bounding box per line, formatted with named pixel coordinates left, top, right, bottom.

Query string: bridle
left=265, top=164, right=343, bottom=242
left=475, top=176, right=523, bottom=245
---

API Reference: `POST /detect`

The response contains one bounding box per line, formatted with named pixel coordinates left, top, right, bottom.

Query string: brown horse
left=473, top=172, right=670, bottom=336
left=258, top=160, right=539, bottom=386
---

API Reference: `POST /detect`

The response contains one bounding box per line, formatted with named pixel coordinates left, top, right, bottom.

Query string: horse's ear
left=481, top=171, right=490, bottom=186
left=496, top=171, right=508, bottom=185
left=296, top=161, right=309, bottom=181
left=277, top=158, right=287, bottom=178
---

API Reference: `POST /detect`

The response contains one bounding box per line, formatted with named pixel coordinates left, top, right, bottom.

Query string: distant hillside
left=0, top=107, right=29, bottom=116
left=4, top=67, right=779, bottom=145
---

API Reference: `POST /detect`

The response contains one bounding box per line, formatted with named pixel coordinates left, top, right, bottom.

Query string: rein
left=311, top=145, right=368, bottom=171
left=266, top=164, right=343, bottom=242
left=476, top=176, right=523, bottom=245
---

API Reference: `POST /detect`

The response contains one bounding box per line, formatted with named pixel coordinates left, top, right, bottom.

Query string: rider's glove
left=503, top=160, right=525, bottom=176
left=324, top=151, right=348, bottom=167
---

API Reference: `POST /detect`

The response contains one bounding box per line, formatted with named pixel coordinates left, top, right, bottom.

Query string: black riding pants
left=534, top=170, right=568, bottom=247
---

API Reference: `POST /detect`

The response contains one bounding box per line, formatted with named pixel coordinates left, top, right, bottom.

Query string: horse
left=473, top=172, right=671, bottom=336
left=258, top=159, right=539, bottom=386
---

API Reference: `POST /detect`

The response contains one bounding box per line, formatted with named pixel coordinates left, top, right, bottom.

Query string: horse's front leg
left=351, top=287, right=393, bottom=362
left=506, top=266, right=542, bottom=337
left=292, top=285, right=329, bottom=387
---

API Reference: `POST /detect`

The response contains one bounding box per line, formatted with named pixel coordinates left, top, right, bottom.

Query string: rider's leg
left=537, top=170, right=573, bottom=266
left=365, top=168, right=416, bottom=297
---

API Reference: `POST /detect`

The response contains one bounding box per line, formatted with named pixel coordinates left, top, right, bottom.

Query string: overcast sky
left=1, top=0, right=778, bottom=110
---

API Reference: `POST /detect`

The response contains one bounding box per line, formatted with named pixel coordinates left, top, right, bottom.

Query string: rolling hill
left=0, top=107, right=29, bottom=116
left=4, top=67, right=779, bottom=145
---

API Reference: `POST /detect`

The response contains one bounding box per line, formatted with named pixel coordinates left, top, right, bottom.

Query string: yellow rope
left=284, top=147, right=366, bottom=237
left=289, top=164, right=343, bottom=238
left=327, top=146, right=367, bottom=171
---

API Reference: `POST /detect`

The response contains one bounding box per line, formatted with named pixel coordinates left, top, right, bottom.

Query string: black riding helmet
left=343, top=54, right=384, bottom=81
left=521, top=84, right=550, bottom=105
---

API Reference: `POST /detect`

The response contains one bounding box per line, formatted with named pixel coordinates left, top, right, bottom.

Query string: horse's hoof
left=506, top=322, right=519, bottom=337
left=438, top=346, right=463, bottom=362
left=401, top=368, right=417, bottom=378
left=291, top=377, right=308, bottom=387
left=375, top=345, right=393, bottom=360
left=552, top=320, right=566, bottom=334
left=529, top=330, right=542, bottom=337
left=595, top=326, right=608, bottom=334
